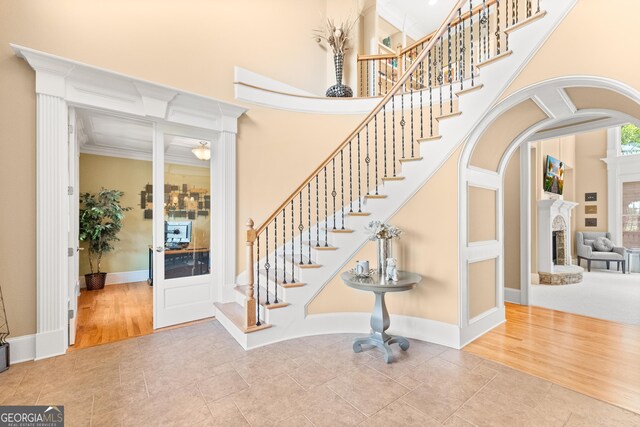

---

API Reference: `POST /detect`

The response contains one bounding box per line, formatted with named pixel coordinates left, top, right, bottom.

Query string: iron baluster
left=307, top=182, right=311, bottom=263
left=332, top=158, right=337, bottom=229
left=392, top=93, right=396, bottom=176
left=298, top=191, right=303, bottom=264
left=324, top=166, right=328, bottom=245
left=290, top=200, right=295, bottom=283
left=340, top=149, right=345, bottom=229
left=374, top=114, right=379, bottom=193
left=348, top=141, right=353, bottom=212
left=512, top=0, right=516, bottom=25
left=420, top=46, right=424, bottom=139
left=282, top=207, right=287, bottom=284
left=360, top=60, right=363, bottom=97
left=316, top=174, right=320, bottom=245
left=537, top=0, right=540, bottom=14
left=366, top=59, right=370, bottom=96
left=383, top=104, right=387, bottom=178
left=265, top=225, right=270, bottom=305
left=428, top=49, right=433, bottom=136
left=482, top=0, right=488, bottom=62
left=273, top=216, right=277, bottom=304
left=366, top=124, right=370, bottom=194
left=496, top=0, right=501, bottom=55
left=357, top=134, right=362, bottom=212
left=401, top=92, right=406, bottom=158
left=256, top=236, right=260, bottom=326
left=461, top=7, right=466, bottom=84
left=439, top=36, right=443, bottom=115
left=470, top=0, right=475, bottom=87
left=410, top=78, right=414, bottom=157
left=448, top=24, right=453, bottom=113
left=527, top=0, right=532, bottom=17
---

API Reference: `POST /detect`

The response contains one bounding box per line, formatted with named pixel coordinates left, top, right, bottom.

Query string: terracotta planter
left=85, top=272, right=107, bottom=290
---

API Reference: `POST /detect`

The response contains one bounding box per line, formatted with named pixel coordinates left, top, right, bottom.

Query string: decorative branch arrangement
left=0, top=284, right=8, bottom=346
left=365, top=221, right=402, bottom=241
left=314, top=17, right=355, bottom=55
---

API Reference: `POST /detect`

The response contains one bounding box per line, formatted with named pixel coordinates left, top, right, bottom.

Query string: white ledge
left=234, top=66, right=468, bottom=115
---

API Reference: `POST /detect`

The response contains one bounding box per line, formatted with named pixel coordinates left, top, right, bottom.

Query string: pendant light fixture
left=192, top=141, right=211, bottom=161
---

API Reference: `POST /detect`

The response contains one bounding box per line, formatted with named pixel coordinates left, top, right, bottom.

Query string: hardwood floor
left=74, top=281, right=153, bottom=349
left=464, top=303, right=640, bottom=414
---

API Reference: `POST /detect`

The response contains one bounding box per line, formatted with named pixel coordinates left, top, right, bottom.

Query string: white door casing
left=67, top=107, right=80, bottom=346
left=13, top=44, right=246, bottom=360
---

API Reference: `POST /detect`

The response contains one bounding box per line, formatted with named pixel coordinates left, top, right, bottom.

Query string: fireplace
left=537, top=199, right=582, bottom=285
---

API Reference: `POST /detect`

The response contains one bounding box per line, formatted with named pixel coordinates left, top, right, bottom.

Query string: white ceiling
left=76, top=109, right=212, bottom=167
left=377, top=0, right=452, bottom=41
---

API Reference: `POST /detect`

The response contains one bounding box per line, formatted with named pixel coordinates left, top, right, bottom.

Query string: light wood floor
left=74, top=281, right=153, bottom=349
left=464, top=303, right=640, bottom=414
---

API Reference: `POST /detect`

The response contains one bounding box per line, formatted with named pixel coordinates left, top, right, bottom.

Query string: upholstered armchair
left=576, top=231, right=626, bottom=273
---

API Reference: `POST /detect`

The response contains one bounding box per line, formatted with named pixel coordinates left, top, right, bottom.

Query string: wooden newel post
left=245, top=218, right=257, bottom=329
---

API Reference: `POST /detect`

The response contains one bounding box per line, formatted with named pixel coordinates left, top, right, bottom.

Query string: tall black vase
left=326, top=53, right=353, bottom=98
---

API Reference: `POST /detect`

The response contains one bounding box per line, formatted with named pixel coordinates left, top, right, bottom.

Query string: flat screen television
left=165, top=221, right=192, bottom=248
left=543, top=155, right=564, bottom=195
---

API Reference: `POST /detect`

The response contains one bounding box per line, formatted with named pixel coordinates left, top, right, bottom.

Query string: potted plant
left=79, top=188, right=131, bottom=290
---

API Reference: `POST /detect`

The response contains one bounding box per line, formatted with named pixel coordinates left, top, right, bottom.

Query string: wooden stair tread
left=436, top=111, right=462, bottom=121
left=258, top=269, right=305, bottom=287
left=399, top=157, right=423, bottom=162
left=382, top=176, right=405, bottom=181
left=328, top=228, right=354, bottom=233
left=417, top=135, right=442, bottom=143
left=234, top=285, right=289, bottom=309
left=476, top=50, right=513, bottom=68
left=504, top=11, right=547, bottom=34
left=347, top=211, right=371, bottom=216
left=283, top=254, right=322, bottom=268
left=455, top=84, right=484, bottom=97
left=304, top=241, right=338, bottom=250
left=214, top=302, right=271, bottom=333
left=365, top=194, right=387, bottom=199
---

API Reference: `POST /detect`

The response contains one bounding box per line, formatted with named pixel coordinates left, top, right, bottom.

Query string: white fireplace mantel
left=538, top=199, right=578, bottom=273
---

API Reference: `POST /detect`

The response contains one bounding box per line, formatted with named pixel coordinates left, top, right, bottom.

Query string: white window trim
left=604, top=127, right=640, bottom=246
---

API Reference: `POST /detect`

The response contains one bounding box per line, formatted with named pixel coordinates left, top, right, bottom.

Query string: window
left=621, top=124, right=640, bottom=156
left=623, top=181, right=640, bottom=248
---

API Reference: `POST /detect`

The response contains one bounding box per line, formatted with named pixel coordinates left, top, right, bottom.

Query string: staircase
left=215, top=0, right=577, bottom=349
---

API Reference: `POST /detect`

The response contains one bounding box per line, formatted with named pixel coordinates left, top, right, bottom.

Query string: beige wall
left=468, top=258, right=497, bottom=319
left=574, top=129, right=608, bottom=236
left=0, top=0, right=364, bottom=338
left=308, top=148, right=461, bottom=325
left=79, top=155, right=153, bottom=275
left=503, top=147, right=521, bottom=289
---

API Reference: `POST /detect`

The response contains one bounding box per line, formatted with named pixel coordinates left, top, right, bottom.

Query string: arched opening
left=458, top=76, right=640, bottom=339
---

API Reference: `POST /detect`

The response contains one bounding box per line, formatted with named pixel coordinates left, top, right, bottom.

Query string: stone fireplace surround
left=537, top=199, right=583, bottom=285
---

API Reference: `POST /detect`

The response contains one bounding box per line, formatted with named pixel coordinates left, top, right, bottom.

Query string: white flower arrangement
left=365, top=221, right=402, bottom=241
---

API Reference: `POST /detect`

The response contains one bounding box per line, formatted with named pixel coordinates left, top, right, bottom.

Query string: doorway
left=70, top=108, right=217, bottom=348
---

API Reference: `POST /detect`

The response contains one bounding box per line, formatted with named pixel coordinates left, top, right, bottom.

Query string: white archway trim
left=12, top=44, right=247, bottom=360
left=458, top=76, right=640, bottom=345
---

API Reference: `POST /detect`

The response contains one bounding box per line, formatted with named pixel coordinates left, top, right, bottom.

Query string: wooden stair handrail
left=253, top=0, right=469, bottom=236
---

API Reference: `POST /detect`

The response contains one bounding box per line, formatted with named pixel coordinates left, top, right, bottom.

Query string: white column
left=36, top=93, right=69, bottom=359
left=35, top=93, right=69, bottom=359
left=216, top=131, right=237, bottom=302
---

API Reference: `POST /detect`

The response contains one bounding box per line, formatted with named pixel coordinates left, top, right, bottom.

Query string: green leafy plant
left=79, top=189, right=131, bottom=274
left=621, top=124, right=640, bottom=155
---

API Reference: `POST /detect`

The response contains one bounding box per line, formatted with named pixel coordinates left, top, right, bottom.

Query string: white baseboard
left=35, top=329, right=66, bottom=360
left=245, top=312, right=461, bottom=350
left=79, top=269, right=148, bottom=287
left=504, top=288, right=522, bottom=304
left=6, top=334, right=36, bottom=364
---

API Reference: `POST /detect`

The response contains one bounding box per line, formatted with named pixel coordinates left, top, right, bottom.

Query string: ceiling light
left=192, top=141, right=211, bottom=161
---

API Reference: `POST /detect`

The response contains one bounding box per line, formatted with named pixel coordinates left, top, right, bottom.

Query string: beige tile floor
left=1, top=319, right=639, bottom=426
